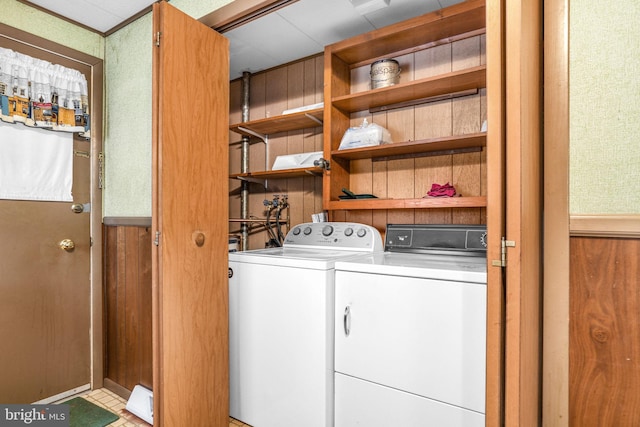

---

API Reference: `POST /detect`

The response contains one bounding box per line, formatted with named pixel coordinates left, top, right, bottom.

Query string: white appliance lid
left=229, top=247, right=376, bottom=270
left=334, top=252, right=487, bottom=284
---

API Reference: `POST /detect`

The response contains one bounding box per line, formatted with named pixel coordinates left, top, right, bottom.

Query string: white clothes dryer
left=333, top=224, right=488, bottom=427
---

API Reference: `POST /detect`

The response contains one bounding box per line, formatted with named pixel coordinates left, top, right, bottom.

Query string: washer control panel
left=285, top=222, right=383, bottom=251
left=385, top=224, right=487, bottom=254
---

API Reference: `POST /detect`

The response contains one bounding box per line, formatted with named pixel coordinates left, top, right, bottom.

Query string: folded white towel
left=0, top=120, right=73, bottom=201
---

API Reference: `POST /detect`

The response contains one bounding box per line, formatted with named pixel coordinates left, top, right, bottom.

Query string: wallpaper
left=570, top=0, right=640, bottom=214
left=0, top=0, right=103, bottom=59
left=102, top=0, right=232, bottom=217
left=103, top=14, right=153, bottom=217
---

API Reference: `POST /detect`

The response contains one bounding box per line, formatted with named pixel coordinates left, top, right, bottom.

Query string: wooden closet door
left=486, top=0, right=543, bottom=425
left=502, top=0, right=543, bottom=425
left=152, top=3, right=229, bottom=426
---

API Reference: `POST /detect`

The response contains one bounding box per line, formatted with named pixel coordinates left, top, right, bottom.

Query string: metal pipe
left=240, top=71, right=251, bottom=250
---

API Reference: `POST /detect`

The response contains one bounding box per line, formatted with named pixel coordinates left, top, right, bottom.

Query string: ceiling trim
left=1, top=21, right=102, bottom=66
left=103, top=3, right=158, bottom=37
left=17, top=0, right=162, bottom=37
left=18, top=0, right=106, bottom=35
left=200, top=0, right=299, bottom=32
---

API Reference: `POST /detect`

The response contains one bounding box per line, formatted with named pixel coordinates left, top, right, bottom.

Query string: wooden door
left=152, top=3, right=229, bottom=426
left=0, top=30, right=100, bottom=403
left=502, top=0, right=543, bottom=425
left=485, top=0, right=507, bottom=424
left=486, top=0, right=543, bottom=425
left=0, top=133, right=90, bottom=404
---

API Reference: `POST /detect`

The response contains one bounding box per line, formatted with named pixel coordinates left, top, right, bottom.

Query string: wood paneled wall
left=229, top=55, right=324, bottom=250
left=570, top=236, right=640, bottom=425
left=103, top=222, right=153, bottom=393
left=228, top=37, right=486, bottom=250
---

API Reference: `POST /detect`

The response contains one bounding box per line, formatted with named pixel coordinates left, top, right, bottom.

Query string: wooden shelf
left=326, top=196, right=487, bottom=211
left=331, top=132, right=486, bottom=160
left=230, top=166, right=323, bottom=181
left=332, top=66, right=486, bottom=113
left=328, top=0, right=485, bottom=66
left=229, top=108, right=323, bottom=138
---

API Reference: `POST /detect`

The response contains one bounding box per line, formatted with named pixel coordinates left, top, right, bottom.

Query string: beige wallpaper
left=102, top=0, right=232, bottom=217
left=0, top=0, right=103, bottom=59
left=570, top=1, right=640, bottom=214
left=103, top=14, right=153, bottom=217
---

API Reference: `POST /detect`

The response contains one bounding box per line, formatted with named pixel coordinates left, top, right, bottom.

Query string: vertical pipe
left=240, top=72, right=251, bottom=250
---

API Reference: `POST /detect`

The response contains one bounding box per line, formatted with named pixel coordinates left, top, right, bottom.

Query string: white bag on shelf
left=338, top=118, right=391, bottom=150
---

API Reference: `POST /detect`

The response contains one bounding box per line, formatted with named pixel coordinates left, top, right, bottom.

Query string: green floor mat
left=64, top=397, right=119, bottom=427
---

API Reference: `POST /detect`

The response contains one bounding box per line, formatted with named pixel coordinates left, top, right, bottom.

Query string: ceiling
left=23, top=0, right=157, bottom=34
left=223, top=0, right=464, bottom=79
left=24, top=0, right=464, bottom=79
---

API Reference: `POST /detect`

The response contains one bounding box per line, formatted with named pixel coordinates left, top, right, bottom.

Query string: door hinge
left=98, top=152, right=104, bottom=189
left=492, top=237, right=516, bottom=267
left=156, top=32, right=161, bottom=47
left=154, top=231, right=161, bottom=246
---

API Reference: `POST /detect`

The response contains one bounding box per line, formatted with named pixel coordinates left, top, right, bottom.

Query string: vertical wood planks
left=103, top=224, right=153, bottom=391
left=570, top=236, right=640, bottom=425
left=229, top=56, right=325, bottom=249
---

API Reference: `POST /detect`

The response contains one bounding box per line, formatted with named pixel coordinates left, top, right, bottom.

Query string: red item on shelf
left=426, top=182, right=457, bottom=197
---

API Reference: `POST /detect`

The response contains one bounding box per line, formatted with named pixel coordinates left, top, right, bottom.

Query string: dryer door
left=334, top=270, right=486, bottom=414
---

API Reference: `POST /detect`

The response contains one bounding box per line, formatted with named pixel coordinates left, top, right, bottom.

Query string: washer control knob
left=344, top=227, right=354, bottom=237
left=303, top=226, right=313, bottom=235
left=292, top=227, right=301, bottom=235
left=322, top=225, right=334, bottom=236
left=356, top=228, right=367, bottom=238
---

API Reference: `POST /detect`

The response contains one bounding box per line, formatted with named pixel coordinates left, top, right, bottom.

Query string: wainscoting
left=103, top=219, right=153, bottom=395
left=570, top=234, right=640, bottom=425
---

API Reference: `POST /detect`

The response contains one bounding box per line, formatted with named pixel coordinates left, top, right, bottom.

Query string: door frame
left=0, top=23, right=105, bottom=391
left=542, top=0, right=570, bottom=424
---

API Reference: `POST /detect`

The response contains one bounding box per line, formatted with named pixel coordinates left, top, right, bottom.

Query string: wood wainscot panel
left=570, top=235, right=640, bottom=425
left=103, top=221, right=153, bottom=395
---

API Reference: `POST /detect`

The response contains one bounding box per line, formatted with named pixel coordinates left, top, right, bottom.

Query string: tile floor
left=62, top=388, right=251, bottom=427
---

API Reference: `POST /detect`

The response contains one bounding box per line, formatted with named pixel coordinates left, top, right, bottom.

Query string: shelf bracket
left=237, top=126, right=267, bottom=142
left=305, top=169, right=323, bottom=177
left=236, top=176, right=267, bottom=186
left=304, top=113, right=323, bottom=126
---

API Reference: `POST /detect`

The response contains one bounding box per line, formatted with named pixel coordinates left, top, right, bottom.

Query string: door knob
left=71, top=203, right=84, bottom=213
left=59, top=239, right=75, bottom=252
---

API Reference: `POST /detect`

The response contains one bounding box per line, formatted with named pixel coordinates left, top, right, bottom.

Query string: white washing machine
left=228, top=222, right=383, bottom=427
left=333, top=224, right=488, bottom=427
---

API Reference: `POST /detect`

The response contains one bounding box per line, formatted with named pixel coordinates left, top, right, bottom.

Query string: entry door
left=152, top=3, right=229, bottom=426
left=0, top=30, right=97, bottom=404
left=0, top=134, right=91, bottom=403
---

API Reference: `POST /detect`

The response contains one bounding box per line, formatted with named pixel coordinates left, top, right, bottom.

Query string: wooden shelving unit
left=229, top=107, right=323, bottom=139
left=228, top=107, right=324, bottom=180
left=230, top=166, right=323, bottom=181
left=332, top=66, right=486, bottom=113
left=322, top=0, right=487, bottom=211
left=331, top=132, right=486, bottom=161
left=326, top=196, right=487, bottom=211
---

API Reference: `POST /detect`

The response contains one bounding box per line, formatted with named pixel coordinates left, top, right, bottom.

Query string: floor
left=62, top=388, right=251, bottom=427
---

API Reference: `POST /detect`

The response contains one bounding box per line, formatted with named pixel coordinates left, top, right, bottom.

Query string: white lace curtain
left=0, top=47, right=89, bottom=133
